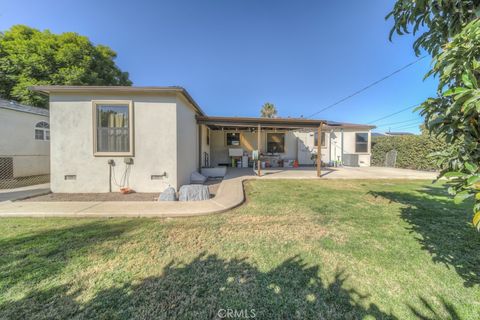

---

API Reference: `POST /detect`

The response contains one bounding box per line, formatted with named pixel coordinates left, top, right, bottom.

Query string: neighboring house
left=30, top=86, right=374, bottom=193
left=0, top=99, right=50, bottom=180
left=384, top=132, right=415, bottom=136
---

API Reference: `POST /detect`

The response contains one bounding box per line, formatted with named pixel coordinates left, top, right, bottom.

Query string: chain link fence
left=384, top=149, right=398, bottom=168
left=0, top=155, right=50, bottom=189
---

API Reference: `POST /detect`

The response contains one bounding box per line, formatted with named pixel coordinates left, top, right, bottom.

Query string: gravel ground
left=21, top=178, right=223, bottom=202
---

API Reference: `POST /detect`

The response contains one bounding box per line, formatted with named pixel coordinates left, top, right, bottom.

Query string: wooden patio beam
left=257, top=124, right=261, bottom=176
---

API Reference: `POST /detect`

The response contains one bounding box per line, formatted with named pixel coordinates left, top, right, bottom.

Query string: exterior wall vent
left=151, top=173, right=167, bottom=180
left=64, top=175, right=77, bottom=180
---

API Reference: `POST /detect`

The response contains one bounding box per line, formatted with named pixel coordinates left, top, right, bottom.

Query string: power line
left=306, top=56, right=427, bottom=118
left=367, top=103, right=420, bottom=124
left=375, top=118, right=422, bottom=128
left=384, top=122, right=423, bottom=132
left=389, top=121, right=423, bottom=130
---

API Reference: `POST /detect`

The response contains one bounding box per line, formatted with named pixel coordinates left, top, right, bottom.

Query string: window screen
left=226, top=132, right=240, bottom=146
left=267, top=133, right=285, bottom=153
left=96, top=105, right=130, bottom=153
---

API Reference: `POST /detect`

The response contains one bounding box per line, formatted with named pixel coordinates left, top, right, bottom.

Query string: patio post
left=257, top=123, right=261, bottom=176
left=198, top=125, right=202, bottom=170
left=317, top=123, right=322, bottom=177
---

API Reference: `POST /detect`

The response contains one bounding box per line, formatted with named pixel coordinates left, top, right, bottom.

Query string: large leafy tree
left=260, top=102, right=277, bottom=118
left=387, top=1, right=480, bottom=229
left=0, top=25, right=131, bottom=108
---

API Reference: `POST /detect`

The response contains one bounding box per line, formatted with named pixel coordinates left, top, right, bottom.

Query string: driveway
left=0, top=183, right=51, bottom=202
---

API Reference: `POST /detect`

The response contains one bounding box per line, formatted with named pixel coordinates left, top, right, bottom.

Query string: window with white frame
left=35, top=121, right=50, bottom=140
left=355, top=133, right=369, bottom=153
left=94, top=101, right=133, bottom=155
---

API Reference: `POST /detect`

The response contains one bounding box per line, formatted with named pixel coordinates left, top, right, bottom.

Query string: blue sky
left=0, top=0, right=437, bottom=133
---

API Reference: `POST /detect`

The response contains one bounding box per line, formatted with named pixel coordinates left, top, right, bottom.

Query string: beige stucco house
left=30, top=86, right=374, bottom=193
left=0, top=99, right=50, bottom=180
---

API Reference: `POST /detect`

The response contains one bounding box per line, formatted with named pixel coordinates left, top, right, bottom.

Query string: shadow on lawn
left=369, top=186, right=480, bottom=288
left=408, top=296, right=461, bottom=320
left=0, top=253, right=397, bottom=320
left=0, top=220, right=140, bottom=293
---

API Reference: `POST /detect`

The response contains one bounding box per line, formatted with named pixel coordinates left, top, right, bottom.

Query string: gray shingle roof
left=0, top=99, right=49, bottom=117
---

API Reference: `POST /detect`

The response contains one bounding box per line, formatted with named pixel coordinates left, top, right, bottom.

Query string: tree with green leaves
left=260, top=102, right=277, bottom=118
left=0, top=25, right=131, bottom=108
left=387, top=1, right=480, bottom=229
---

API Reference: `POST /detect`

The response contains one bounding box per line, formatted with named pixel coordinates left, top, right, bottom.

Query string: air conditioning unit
left=342, top=154, right=359, bottom=167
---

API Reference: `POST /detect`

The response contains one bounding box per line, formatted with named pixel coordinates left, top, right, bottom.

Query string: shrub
left=371, top=133, right=446, bottom=171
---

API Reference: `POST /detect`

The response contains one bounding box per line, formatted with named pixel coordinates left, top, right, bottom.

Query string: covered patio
left=197, top=116, right=326, bottom=177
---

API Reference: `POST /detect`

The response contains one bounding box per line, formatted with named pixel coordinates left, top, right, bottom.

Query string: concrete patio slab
left=0, top=167, right=437, bottom=218
left=261, top=166, right=438, bottom=180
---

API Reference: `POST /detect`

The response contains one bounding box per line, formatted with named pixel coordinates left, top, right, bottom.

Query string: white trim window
left=355, top=133, right=369, bottom=153
left=93, top=101, right=134, bottom=156
left=35, top=121, right=50, bottom=140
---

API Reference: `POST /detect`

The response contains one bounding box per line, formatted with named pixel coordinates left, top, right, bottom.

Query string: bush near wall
left=371, top=134, right=446, bottom=171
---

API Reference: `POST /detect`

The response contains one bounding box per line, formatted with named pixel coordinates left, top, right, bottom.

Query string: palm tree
left=260, top=102, right=277, bottom=118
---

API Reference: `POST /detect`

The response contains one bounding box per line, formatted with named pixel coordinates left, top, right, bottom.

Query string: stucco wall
left=295, top=128, right=371, bottom=166
left=0, top=107, right=50, bottom=177
left=49, top=93, right=179, bottom=193
left=294, top=131, right=330, bottom=165
left=176, top=96, right=199, bottom=187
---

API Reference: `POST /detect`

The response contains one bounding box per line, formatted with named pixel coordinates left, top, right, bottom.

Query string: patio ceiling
left=196, top=116, right=326, bottom=130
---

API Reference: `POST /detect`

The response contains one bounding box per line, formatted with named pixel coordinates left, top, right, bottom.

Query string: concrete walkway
left=0, top=173, right=246, bottom=218
left=0, top=183, right=51, bottom=202
left=0, top=167, right=437, bottom=218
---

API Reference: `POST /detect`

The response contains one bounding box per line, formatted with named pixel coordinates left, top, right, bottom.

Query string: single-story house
left=30, top=86, right=375, bottom=193
left=0, top=99, right=50, bottom=181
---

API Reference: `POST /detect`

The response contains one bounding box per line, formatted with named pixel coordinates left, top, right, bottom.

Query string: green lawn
left=0, top=180, right=479, bottom=319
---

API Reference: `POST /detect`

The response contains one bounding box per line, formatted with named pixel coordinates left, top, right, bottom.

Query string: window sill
left=94, top=152, right=134, bottom=157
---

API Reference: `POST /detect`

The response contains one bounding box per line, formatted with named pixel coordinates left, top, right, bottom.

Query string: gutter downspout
left=328, top=130, right=332, bottom=165
left=341, top=128, right=344, bottom=164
